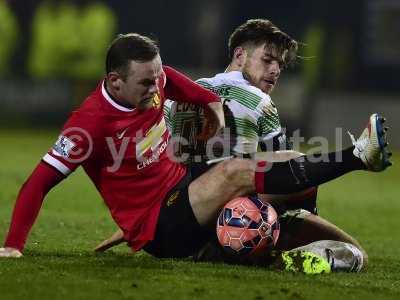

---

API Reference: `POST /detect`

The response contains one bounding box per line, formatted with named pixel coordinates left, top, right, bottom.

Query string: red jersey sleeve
left=163, top=66, right=220, bottom=106
left=4, top=162, right=65, bottom=251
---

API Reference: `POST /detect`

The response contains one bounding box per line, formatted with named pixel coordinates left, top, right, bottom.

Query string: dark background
left=1, top=0, right=399, bottom=146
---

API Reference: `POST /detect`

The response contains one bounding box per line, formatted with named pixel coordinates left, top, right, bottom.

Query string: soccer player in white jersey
left=168, top=19, right=375, bottom=272
left=94, top=20, right=394, bottom=272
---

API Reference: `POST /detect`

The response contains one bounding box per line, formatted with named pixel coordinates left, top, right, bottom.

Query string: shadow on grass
left=22, top=248, right=274, bottom=275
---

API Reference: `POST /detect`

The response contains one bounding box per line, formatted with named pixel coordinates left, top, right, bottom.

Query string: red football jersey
left=40, top=66, right=219, bottom=250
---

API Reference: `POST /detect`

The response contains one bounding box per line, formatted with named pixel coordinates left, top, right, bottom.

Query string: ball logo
left=260, top=225, right=268, bottom=233
left=233, top=206, right=245, bottom=216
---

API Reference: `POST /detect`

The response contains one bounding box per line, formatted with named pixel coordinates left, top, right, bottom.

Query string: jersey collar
left=101, top=80, right=135, bottom=112
left=217, top=71, right=250, bottom=85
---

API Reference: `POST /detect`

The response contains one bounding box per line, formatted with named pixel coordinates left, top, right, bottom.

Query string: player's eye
left=140, top=79, right=156, bottom=87
left=263, top=58, right=285, bottom=70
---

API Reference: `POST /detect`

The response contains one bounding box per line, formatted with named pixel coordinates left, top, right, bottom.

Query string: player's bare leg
left=188, top=158, right=257, bottom=226
left=188, top=149, right=314, bottom=226
left=277, top=212, right=366, bottom=256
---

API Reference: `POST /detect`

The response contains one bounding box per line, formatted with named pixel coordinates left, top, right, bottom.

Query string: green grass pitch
left=0, top=129, right=399, bottom=300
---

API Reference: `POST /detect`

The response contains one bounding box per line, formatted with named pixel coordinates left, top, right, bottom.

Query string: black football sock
left=255, top=146, right=365, bottom=194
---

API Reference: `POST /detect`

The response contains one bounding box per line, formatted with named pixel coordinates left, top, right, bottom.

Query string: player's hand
left=94, top=229, right=125, bottom=252
left=197, top=102, right=225, bottom=141
left=0, top=247, right=23, bottom=258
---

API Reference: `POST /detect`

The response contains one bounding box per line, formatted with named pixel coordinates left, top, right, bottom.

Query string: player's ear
left=233, top=47, right=247, bottom=67
left=107, top=72, right=123, bottom=91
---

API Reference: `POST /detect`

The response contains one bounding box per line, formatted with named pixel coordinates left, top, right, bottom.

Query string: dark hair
left=228, top=19, right=298, bottom=67
left=105, top=33, right=159, bottom=78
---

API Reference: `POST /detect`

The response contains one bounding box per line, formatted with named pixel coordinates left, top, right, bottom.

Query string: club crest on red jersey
left=166, top=191, right=180, bottom=207
left=152, top=93, right=161, bottom=109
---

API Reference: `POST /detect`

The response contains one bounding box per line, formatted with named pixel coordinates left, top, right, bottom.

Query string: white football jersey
left=164, top=71, right=288, bottom=161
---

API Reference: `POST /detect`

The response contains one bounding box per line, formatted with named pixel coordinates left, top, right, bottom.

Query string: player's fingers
left=0, top=247, right=23, bottom=258
left=94, top=240, right=115, bottom=252
left=196, top=119, right=212, bottom=141
left=94, top=238, right=125, bottom=252
left=197, top=117, right=222, bottom=141
left=94, top=230, right=125, bottom=252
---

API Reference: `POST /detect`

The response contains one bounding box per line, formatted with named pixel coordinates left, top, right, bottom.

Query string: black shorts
left=143, top=162, right=214, bottom=258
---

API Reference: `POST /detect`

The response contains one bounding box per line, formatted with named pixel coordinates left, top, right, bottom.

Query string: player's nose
left=268, top=61, right=281, bottom=78
left=148, top=83, right=158, bottom=95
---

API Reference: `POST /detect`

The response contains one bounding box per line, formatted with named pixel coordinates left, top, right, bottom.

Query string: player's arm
left=1, top=113, right=96, bottom=257
left=1, top=162, right=65, bottom=257
left=163, top=66, right=225, bottom=139
left=163, top=99, right=174, bottom=133
left=94, top=228, right=124, bottom=252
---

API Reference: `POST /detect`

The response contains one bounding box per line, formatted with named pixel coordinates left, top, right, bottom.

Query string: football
left=216, top=196, right=280, bottom=256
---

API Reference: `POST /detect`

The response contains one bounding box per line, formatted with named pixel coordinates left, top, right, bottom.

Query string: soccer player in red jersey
left=1, top=33, right=224, bottom=256
left=0, top=33, right=391, bottom=272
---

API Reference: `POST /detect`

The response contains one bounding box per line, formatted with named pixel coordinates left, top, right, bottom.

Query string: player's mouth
left=263, top=79, right=276, bottom=89
left=264, top=79, right=275, bottom=85
left=137, top=96, right=154, bottom=110
left=141, top=96, right=154, bottom=104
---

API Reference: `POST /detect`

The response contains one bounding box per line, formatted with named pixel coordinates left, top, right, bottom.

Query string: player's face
left=242, top=44, right=284, bottom=94
left=120, top=55, right=163, bottom=110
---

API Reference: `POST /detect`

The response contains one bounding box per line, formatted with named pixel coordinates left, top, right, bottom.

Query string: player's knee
left=277, top=150, right=304, bottom=161
left=219, top=158, right=255, bottom=192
